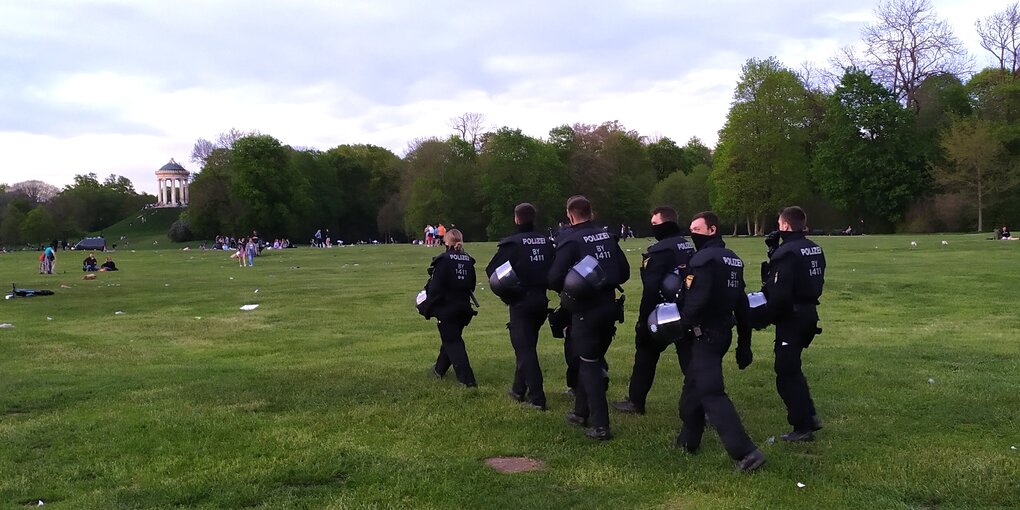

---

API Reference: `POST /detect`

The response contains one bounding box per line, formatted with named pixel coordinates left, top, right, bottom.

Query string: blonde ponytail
left=445, top=229, right=465, bottom=252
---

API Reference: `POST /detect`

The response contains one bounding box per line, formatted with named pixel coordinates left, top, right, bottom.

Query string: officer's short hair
left=650, top=206, right=678, bottom=224
left=780, top=206, right=807, bottom=231
left=515, top=203, right=537, bottom=224
left=691, top=211, right=720, bottom=230
left=566, top=195, right=593, bottom=221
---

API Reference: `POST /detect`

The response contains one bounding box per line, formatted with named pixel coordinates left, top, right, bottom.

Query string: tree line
left=180, top=0, right=1020, bottom=241
left=3, top=0, right=1017, bottom=246
left=0, top=175, right=152, bottom=248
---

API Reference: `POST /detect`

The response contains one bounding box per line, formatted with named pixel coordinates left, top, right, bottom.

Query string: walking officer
left=675, top=211, right=765, bottom=472
left=548, top=195, right=629, bottom=440
left=416, top=229, right=478, bottom=388
left=486, top=203, right=555, bottom=410
left=613, top=206, right=694, bottom=415
left=753, top=206, right=825, bottom=441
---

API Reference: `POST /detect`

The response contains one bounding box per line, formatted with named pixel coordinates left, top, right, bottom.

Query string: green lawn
left=0, top=234, right=1017, bottom=509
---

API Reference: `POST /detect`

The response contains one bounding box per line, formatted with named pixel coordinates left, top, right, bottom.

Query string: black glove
left=736, top=343, right=753, bottom=369
left=764, top=230, right=781, bottom=258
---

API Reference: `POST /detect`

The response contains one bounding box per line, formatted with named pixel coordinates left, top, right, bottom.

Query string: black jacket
left=681, top=236, right=750, bottom=345
left=421, top=249, right=476, bottom=321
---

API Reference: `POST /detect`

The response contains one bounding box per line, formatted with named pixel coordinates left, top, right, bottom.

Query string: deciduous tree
left=936, top=116, right=1012, bottom=231
left=812, top=69, right=928, bottom=224
left=711, top=57, right=811, bottom=234
left=839, top=0, right=970, bottom=110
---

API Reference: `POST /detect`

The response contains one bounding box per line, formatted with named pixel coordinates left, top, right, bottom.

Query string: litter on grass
left=114, top=311, right=125, bottom=315
left=240, top=304, right=259, bottom=311
left=0, top=323, right=14, bottom=329
left=765, top=436, right=776, bottom=445
left=928, top=378, right=935, bottom=384
left=254, top=288, right=259, bottom=293
left=797, top=482, right=806, bottom=488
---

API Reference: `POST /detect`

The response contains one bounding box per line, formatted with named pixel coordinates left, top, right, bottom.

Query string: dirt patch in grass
left=485, top=457, right=546, bottom=473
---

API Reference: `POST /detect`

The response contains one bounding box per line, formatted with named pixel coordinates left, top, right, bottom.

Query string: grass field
left=0, top=234, right=1017, bottom=509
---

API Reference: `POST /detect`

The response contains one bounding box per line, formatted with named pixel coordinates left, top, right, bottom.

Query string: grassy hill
left=92, top=207, right=183, bottom=250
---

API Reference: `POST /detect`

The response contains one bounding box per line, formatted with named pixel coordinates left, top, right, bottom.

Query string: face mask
left=779, top=230, right=799, bottom=242
left=690, top=232, right=713, bottom=250
left=651, top=222, right=681, bottom=241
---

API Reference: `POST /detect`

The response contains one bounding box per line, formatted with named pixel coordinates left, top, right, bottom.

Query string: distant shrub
left=168, top=219, right=193, bottom=242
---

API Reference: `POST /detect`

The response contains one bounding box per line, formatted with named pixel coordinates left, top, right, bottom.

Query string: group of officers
left=416, top=195, right=826, bottom=473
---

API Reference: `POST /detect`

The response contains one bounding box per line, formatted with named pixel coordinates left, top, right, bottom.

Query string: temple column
left=159, top=178, right=166, bottom=205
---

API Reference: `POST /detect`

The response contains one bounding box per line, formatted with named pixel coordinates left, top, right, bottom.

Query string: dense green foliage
left=0, top=235, right=1017, bottom=508
left=0, top=174, right=153, bottom=248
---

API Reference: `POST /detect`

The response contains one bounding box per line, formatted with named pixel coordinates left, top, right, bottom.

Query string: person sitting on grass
left=100, top=256, right=118, bottom=271
left=83, top=252, right=98, bottom=272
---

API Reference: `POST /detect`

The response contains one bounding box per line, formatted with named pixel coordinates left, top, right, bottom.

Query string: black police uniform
left=675, top=234, right=759, bottom=463
left=421, top=249, right=478, bottom=387
left=548, top=221, right=629, bottom=436
left=486, top=224, right=555, bottom=408
left=756, top=231, right=825, bottom=435
left=551, top=223, right=579, bottom=393
left=618, top=229, right=694, bottom=413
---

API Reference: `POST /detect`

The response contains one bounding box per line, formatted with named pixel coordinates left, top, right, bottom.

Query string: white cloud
left=0, top=0, right=1005, bottom=194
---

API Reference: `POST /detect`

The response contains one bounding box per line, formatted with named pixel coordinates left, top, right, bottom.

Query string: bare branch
left=976, top=2, right=1020, bottom=74
left=856, top=0, right=972, bottom=108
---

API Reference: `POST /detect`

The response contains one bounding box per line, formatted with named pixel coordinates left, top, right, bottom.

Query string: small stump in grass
left=485, top=457, right=545, bottom=473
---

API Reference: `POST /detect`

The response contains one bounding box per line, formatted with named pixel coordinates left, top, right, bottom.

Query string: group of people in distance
left=994, top=226, right=1017, bottom=240
left=421, top=223, right=449, bottom=247
left=416, top=196, right=826, bottom=473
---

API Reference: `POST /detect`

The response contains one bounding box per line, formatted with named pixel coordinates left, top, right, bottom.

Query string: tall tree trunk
left=977, top=173, right=983, bottom=232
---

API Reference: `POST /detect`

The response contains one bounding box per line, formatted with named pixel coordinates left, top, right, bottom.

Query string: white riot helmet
left=561, top=255, right=607, bottom=309
left=746, top=291, right=767, bottom=309
left=415, top=290, right=429, bottom=316
left=489, top=261, right=523, bottom=302
left=647, top=302, right=684, bottom=341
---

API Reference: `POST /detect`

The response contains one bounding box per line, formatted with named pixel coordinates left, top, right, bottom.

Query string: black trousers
left=774, top=315, right=818, bottom=432
left=676, top=327, right=756, bottom=460
left=626, top=334, right=682, bottom=407
left=435, top=318, right=476, bottom=386
left=571, top=300, right=618, bottom=428
left=508, top=291, right=549, bottom=406
left=564, top=331, right=578, bottom=390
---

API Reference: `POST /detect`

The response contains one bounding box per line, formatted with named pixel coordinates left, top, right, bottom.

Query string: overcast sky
left=0, top=0, right=1006, bottom=195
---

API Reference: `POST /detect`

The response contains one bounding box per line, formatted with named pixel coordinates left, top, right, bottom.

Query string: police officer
left=549, top=221, right=579, bottom=396
left=612, top=206, right=694, bottom=415
left=418, top=229, right=478, bottom=388
left=676, top=211, right=764, bottom=472
left=486, top=203, right=555, bottom=410
left=754, top=206, right=825, bottom=441
left=548, top=196, right=629, bottom=440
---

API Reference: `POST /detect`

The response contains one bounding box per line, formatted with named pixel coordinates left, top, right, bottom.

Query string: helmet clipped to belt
left=647, top=302, right=684, bottom=342
left=415, top=289, right=429, bottom=317
left=746, top=291, right=767, bottom=309
left=660, top=269, right=683, bottom=302
left=561, top=255, right=607, bottom=311
left=489, top=260, right=523, bottom=304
